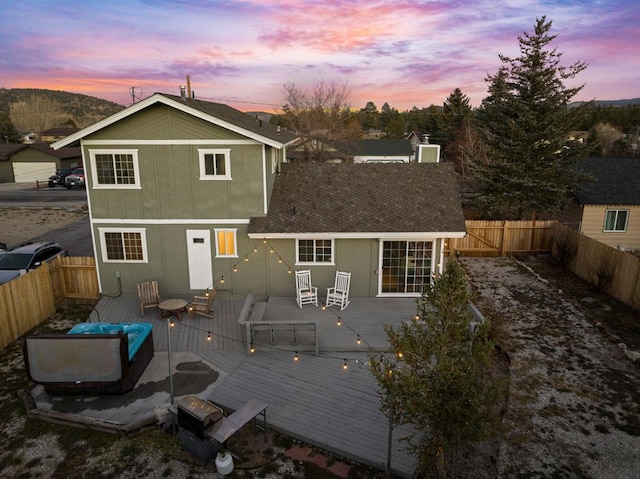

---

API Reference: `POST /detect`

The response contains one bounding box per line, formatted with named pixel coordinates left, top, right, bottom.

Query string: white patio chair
left=326, top=271, right=351, bottom=310
left=295, top=270, right=318, bottom=308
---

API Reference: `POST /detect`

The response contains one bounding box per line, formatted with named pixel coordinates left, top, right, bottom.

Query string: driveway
left=0, top=182, right=92, bottom=256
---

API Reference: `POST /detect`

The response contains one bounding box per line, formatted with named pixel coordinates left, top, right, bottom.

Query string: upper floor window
left=89, top=149, right=140, bottom=188
left=604, top=209, right=629, bottom=232
left=99, top=228, right=147, bottom=263
left=296, top=239, right=334, bottom=265
left=199, top=149, right=231, bottom=180
left=215, top=228, right=237, bottom=257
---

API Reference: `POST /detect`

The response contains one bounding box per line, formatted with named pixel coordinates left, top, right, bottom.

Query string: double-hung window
left=604, top=209, right=629, bottom=232
left=297, top=239, right=334, bottom=265
left=199, top=149, right=231, bottom=180
left=99, top=228, right=147, bottom=263
left=90, top=149, right=139, bottom=188
left=215, top=229, right=237, bottom=257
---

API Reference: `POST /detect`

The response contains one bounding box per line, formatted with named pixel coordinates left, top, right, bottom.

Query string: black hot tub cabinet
left=23, top=323, right=154, bottom=395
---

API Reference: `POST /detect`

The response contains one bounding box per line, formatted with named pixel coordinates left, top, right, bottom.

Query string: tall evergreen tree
left=369, top=258, right=499, bottom=478
left=472, top=17, right=594, bottom=219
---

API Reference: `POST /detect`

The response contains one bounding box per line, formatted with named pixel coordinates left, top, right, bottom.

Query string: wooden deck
left=89, top=294, right=420, bottom=477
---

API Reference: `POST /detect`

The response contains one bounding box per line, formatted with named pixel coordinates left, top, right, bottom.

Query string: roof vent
left=180, top=85, right=187, bottom=101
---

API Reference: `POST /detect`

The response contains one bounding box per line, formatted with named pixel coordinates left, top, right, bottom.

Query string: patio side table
left=159, top=299, right=188, bottom=321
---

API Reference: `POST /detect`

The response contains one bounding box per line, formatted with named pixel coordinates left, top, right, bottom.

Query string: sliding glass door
left=381, top=241, right=433, bottom=294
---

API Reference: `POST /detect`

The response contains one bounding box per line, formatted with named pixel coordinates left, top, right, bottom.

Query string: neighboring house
left=52, top=92, right=466, bottom=299
left=0, top=144, right=24, bottom=183
left=569, top=157, right=640, bottom=250
left=405, top=131, right=441, bottom=163
left=1, top=143, right=81, bottom=183
left=352, top=139, right=413, bottom=163
left=40, top=127, right=80, bottom=143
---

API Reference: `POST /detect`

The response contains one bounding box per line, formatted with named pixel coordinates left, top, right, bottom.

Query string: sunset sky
left=1, top=0, right=638, bottom=113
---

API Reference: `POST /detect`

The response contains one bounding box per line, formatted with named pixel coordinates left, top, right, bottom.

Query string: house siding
left=580, top=204, right=640, bottom=249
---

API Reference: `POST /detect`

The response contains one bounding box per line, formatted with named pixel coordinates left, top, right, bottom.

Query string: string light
left=356, top=335, right=361, bottom=345
left=263, top=238, right=267, bottom=244
left=233, top=265, right=238, bottom=272
left=170, top=318, right=175, bottom=327
left=336, top=318, right=342, bottom=327
left=220, top=276, right=225, bottom=283
left=287, top=268, right=292, bottom=274
left=270, top=246, right=274, bottom=254
left=343, top=359, right=348, bottom=370
left=207, top=331, right=212, bottom=341
left=278, top=257, right=282, bottom=263
left=250, top=342, right=255, bottom=354
left=254, top=245, right=259, bottom=253
left=294, top=351, right=299, bottom=362
left=244, top=255, right=249, bottom=262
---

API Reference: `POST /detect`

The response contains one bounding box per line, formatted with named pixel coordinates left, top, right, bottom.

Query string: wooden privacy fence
left=448, top=220, right=555, bottom=257
left=0, top=256, right=98, bottom=351
left=552, top=223, right=640, bottom=311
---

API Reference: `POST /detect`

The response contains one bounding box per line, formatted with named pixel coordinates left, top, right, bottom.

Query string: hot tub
left=24, top=322, right=155, bottom=395
left=67, top=322, right=153, bottom=361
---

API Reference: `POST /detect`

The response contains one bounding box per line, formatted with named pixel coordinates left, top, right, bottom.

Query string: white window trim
left=295, top=238, right=335, bottom=266
left=99, top=227, right=148, bottom=263
left=89, top=149, right=141, bottom=189
left=214, top=228, right=238, bottom=258
left=198, top=148, right=231, bottom=180
left=604, top=209, right=629, bottom=232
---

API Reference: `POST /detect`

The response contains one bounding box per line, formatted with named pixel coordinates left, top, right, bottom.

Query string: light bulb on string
left=294, top=351, right=299, bottom=362
left=343, top=359, right=348, bottom=370
left=250, top=343, right=255, bottom=354
left=220, top=276, right=225, bottom=284
left=270, top=246, right=274, bottom=254
left=356, top=335, right=361, bottom=345
left=278, top=257, right=282, bottom=263
left=254, top=245, right=259, bottom=253
left=263, top=238, right=267, bottom=244
left=287, top=268, right=291, bottom=274
left=336, top=318, right=342, bottom=327
left=233, top=265, right=238, bottom=272
left=170, top=318, right=175, bottom=327
left=244, top=255, right=249, bottom=262
left=207, top=332, right=212, bottom=341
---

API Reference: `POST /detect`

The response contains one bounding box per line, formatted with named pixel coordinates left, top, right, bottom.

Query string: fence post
left=500, top=221, right=507, bottom=257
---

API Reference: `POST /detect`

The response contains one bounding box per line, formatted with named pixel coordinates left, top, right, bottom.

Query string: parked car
left=65, top=168, right=85, bottom=189
left=0, top=241, right=68, bottom=285
left=48, top=168, right=73, bottom=187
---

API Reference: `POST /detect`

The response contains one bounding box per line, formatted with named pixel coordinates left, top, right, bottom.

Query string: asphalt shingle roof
left=575, top=157, right=640, bottom=205
left=160, top=94, right=298, bottom=145
left=356, top=139, right=414, bottom=156
left=248, top=162, right=466, bottom=235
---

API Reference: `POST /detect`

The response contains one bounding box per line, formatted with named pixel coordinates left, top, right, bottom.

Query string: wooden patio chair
left=189, top=286, right=217, bottom=319
left=295, top=269, right=318, bottom=308
left=326, top=271, right=351, bottom=310
left=137, top=280, right=161, bottom=317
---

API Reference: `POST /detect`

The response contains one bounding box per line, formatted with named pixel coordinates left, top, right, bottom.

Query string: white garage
left=12, top=161, right=56, bottom=183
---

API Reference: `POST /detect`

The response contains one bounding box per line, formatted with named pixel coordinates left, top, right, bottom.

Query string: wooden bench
left=237, top=293, right=319, bottom=356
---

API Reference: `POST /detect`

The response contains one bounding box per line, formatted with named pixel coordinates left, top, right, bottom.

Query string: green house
left=53, top=93, right=466, bottom=300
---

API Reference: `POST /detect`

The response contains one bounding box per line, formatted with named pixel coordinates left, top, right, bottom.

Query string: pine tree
left=472, top=17, right=595, bottom=219
left=369, top=258, right=499, bottom=478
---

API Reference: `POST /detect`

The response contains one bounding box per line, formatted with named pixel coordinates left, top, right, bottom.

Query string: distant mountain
left=570, top=98, right=640, bottom=107
left=0, top=88, right=124, bottom=129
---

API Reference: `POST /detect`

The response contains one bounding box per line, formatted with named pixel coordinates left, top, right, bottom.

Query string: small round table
left=158, top=299, right=188, bottom=321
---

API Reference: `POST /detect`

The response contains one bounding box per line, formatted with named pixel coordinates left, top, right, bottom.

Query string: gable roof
left=0, top=143, right=80, bottom=161
left=248, top=162, right=466, bottom=237
left=355, top=139, right=414, bottom=157
left=52, top=93, right=298, bottom=150
left=575, top=157, right=640, bottom=205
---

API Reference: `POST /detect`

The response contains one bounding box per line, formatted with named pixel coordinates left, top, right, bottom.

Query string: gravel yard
left=461, top=256, right=640, bottom=478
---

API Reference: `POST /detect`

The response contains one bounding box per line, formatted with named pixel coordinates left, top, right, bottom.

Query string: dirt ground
left=0, top=207, right=86, bottom=248
left=459, top=256, right=640, bottom=479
